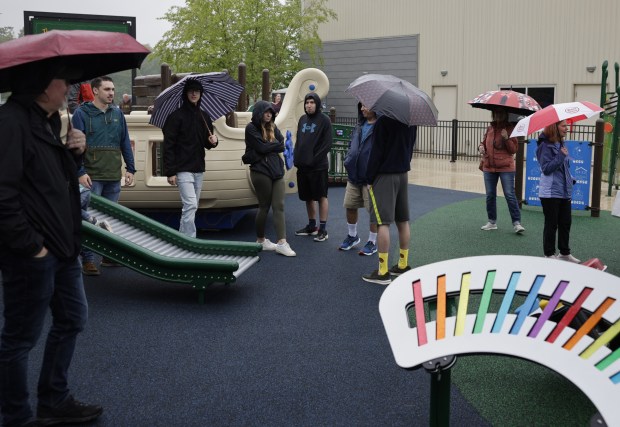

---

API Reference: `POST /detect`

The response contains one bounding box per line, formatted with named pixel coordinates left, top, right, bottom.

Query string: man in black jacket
left=293, top=93, right=333, bottom=242
left=0, top=62, right=103, bottom=427
left=162, top=79, right=218, bottom=237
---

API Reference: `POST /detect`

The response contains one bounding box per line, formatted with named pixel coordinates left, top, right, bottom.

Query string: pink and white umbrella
left=510, top=101, right=603, bottom=137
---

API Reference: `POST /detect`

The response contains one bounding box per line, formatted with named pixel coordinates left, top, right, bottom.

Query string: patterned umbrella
left=468, top=90, right=541, bottom=116
left=149, top=73, right=244, bottom=129
left=345, top=74, right=438, bottom=126
left=510, top=101, right=603, bottom=137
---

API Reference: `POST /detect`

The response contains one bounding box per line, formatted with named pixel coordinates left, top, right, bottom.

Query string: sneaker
left=97, top=219, right=113, bottom=233
left=295, top=225, right=318, bottom=236
left=100, top=257, right=121, bottom=267
left=276, top=242, right=296, bottom=257
left=513, top=223, right=525, bottom=234
left=389, top=264, right=412, bottom=276
left=557, top=253, right=581, bottom=263
left=362, top=270, right=391, bottom=285
left=480, top=222, right=497, bottom=231
left=82, top=261, right=100, bottom=276
left=545, top=254, right=557, bottom=259
left=339, top=235, right=360, bottom=250
left=313, top=229, right=328, bottom=242
left=258, top=238, right=277, bottom=251
left=37, top=395, right=103, bottom=426
left=358, top=241, right=378, bottom=256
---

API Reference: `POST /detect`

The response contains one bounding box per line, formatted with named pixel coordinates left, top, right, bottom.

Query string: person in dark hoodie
left=362, top=115, right=417, bottom=285
left=293, top=92, right=333, bottom=242
left=0, top=60, right=103, bottom=427
left=536, top=120, right=580, bottom=263
left=340, top=103, right=378, bottom=255
left=244, top=100, right=296, bottom=256
left=72, top=75, right=136, bottom=274
left=162, top=79, right=218, bottom=238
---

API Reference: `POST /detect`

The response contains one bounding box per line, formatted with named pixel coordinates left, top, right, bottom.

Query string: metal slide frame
left=82, top=194, right=262, bottom=303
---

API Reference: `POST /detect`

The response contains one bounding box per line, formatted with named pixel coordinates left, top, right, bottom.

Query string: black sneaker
left=389, top=264, right=412, bottom=276
left=313, top=229, right=328, bottom=242
left=362, top=270, right=391, bottom=285
left=295, top=225, right=318, bottom=236
left=37, top=395, right=103, bottom=426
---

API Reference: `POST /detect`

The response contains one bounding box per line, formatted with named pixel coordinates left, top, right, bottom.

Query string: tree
left=0, top=27, right=15, bottom=43
left=153, top=0, right=336, bottom=102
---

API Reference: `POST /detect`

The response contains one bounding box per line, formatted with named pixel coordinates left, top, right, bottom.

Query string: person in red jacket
left=478, top=108, right=524, bottom=233
left=67, top=81, right=94, bottom=113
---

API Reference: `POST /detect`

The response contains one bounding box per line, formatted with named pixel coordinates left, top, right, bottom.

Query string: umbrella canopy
left=345, top=74, right=438, bottom=126
left=510, top=101, right=603, bottom=137
left=149, top=73, right=244, bottom=129
left=468, top=90, right=541, bottom=116
left=0, top=30, right=150, bottom=93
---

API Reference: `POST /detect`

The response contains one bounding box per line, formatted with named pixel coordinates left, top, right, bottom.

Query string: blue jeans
left=177, top=172, right=204, bottom=238
left=483, top=171, right=521, bottom=224
left=0, top=254, right=88, bottom=427
left=82, top=180, right=121, bottom=263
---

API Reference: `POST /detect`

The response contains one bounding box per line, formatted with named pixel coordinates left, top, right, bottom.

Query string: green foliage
left=0, top=27, right=16, bottom=43
left=153, top=0, right=336, bottom=101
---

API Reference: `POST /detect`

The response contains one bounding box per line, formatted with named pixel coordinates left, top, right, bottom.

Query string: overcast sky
left=0, top=0, right=186, bottom=45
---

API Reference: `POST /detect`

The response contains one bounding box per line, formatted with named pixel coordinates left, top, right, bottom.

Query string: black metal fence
left=332, top=117, right=597, bottom=161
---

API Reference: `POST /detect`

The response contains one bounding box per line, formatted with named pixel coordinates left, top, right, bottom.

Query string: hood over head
left=251, top=100, right=276, bottom=126
left=304, top=92, right=322, bottom=116
left=183, top=79, right=203, bottom=103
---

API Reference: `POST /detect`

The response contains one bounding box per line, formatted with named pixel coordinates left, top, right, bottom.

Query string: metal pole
left=609, top=86, right=620, bottom=196
left=591, top=119, right=605, bottom=217
left=600, top=61, right=608, bottom=116
left=515, top=137, right=526, bottom=208
left=450, top=119, right=458, bottom=162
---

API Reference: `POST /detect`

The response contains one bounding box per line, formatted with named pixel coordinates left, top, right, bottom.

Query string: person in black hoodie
left=0, top=61, right=103, bottom=427
left=244, top=100, right=296, bottom=256
left=293, top=92, right=333, bottom=242
left=362, top=115, right=417, bottom=285
left=162, top=79, right=219, bottom=237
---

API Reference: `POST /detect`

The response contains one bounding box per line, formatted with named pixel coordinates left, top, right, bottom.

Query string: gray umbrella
left=345, top=74, right=438, bottom=126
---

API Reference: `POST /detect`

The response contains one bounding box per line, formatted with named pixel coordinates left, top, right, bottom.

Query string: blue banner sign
left=524, top=140, right=592, bottom=210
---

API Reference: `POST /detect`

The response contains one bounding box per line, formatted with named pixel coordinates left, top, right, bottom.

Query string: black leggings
left=540, top=198, right=572, bottom=257
left=250, top=171, right=286, bottom=240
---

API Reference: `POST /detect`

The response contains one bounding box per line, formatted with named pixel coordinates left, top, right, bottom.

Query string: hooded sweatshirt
left=244, top=100, right=285, bottom=179
left=536, top=132, right=573, bottom=199
left=72, top=101, right=135, bottom=180
left=294, top=93, right=333, bottom=171
left=162, top=83, right=215, bottom=177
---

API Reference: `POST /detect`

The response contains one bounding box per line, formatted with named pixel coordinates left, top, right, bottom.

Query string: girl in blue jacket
left=536, top=120, right=580, bottom=262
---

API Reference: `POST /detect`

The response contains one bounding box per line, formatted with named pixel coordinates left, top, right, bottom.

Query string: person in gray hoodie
left=293, top=92, right=333, bottom=242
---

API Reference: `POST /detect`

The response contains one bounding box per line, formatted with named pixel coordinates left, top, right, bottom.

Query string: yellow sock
left=378, top=253, right=389, bottom=275
left=398, top=249, right=409, bottom=269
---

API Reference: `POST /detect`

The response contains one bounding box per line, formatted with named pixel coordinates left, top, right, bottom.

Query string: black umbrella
left=0, top=30, right=150, bottom=93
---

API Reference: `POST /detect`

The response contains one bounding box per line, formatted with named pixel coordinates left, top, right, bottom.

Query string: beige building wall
left=316, top=0, right=620, bottom=121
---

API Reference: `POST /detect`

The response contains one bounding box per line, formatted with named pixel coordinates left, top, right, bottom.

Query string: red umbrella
left=0, top=30, right=150, bottom=92
left=510, top=101, right=603, bottom=137
left=468, top=90, right=541, bottom=116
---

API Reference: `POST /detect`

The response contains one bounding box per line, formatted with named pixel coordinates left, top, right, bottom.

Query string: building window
left=500, top=86, right=555, bottom=108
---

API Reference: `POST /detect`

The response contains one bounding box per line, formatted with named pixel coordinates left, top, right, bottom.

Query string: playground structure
left=379, top=255, right=620, bottom=426
left=600, top=61, right=620, bottom=195
left=103, top=67, right=329, bottom=215
left=83, top=194, right=262, bottom=303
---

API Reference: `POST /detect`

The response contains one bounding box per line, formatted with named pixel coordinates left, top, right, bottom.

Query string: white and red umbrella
left=468, top=90, right=541, bottom=116
left=510, top=101, right=604, bottom=137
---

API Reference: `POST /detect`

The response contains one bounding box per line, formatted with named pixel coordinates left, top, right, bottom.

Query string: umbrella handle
left=200, top=113, right=213, bottom=136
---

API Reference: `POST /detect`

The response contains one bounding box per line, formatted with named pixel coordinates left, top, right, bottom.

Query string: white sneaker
left=557, top=253, right=581, bottom=263
left=258, top=239, right=277, bottom=251
left=97, top=219, right=113, bottom=233
left=276, top=242, right=296, bottom=257
left=545, top=254, right=557, bottom=259
left=480, top=222, right=497, bottom=231
left=513, top=223, right=525, bottom=234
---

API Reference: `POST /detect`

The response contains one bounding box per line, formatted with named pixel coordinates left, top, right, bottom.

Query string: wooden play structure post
left=262, top=69, right=270, bottom=101
left=161, top=63, right=172, bottom=91
left=237, top=63, right=247, bottom=111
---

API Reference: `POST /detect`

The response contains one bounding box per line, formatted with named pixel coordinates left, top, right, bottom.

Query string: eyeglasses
left=188, top=89, right=201, bottom=94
